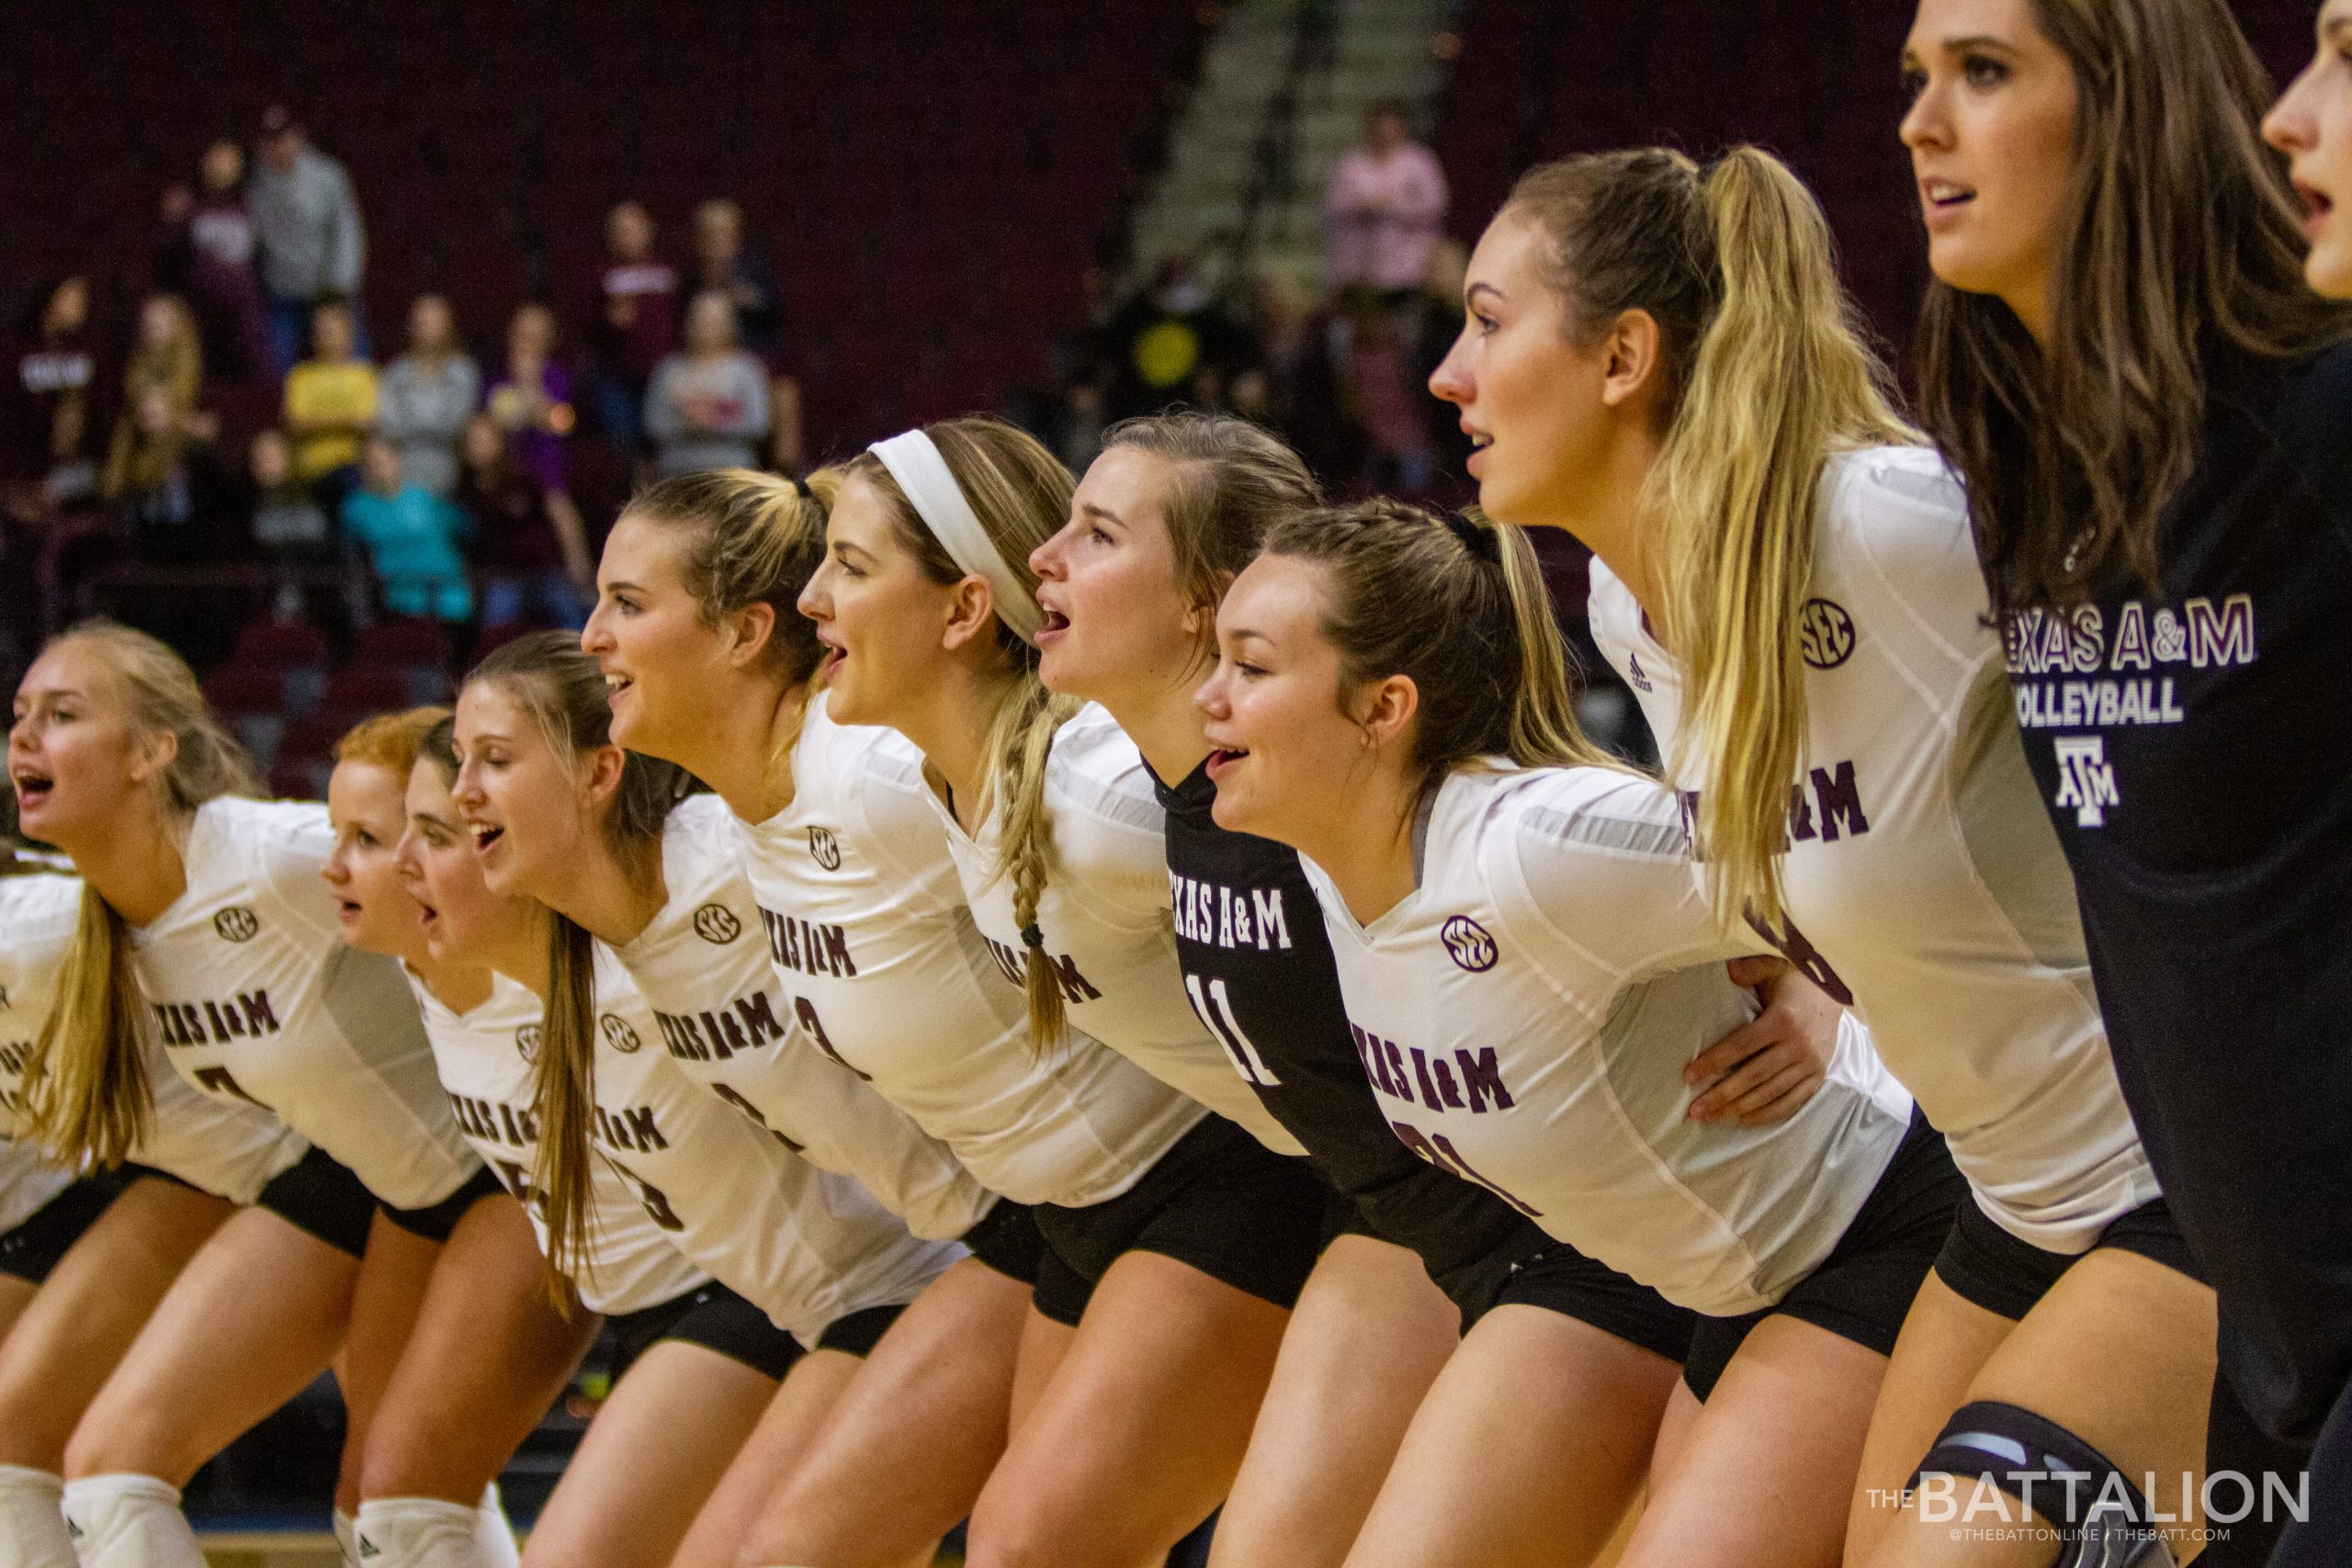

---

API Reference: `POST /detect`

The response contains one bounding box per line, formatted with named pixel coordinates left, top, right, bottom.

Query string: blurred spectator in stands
left=155, top=140, right=271, bottom=385
left=691, top=198, right=783, bottom=361
left=249, top=106, right=368, bottom=374
left=343, top=436, right=471, bottom=626
left=1331, top=283, right=1434, bottom=497
left=644, top=292, right=769, bottom=478
left=283, top=298, right=375, bottom=511
left=377, top=294, right=478, bottom=498
left=1322, top=99, right=1447, bottom=307
left=101, top=296, right=226, bottom=558
left=585, top=199, right=675, bottom=457
left=245, top=425, right=340, bottom=619
left=6, top=276, right=99, bottom=522
left=767, top=372, right=805, bottom=477
left=485, top=303, right=575, bottom=492
left=456, top=412, right=592, bottom=631
left=1098, top=254, right=1254, bottom=422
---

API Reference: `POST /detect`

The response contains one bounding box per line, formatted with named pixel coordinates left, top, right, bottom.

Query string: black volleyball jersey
left=1156, top=759, right=1535, bottom=1285
left=1999, top=343, right=2352, bottom=1442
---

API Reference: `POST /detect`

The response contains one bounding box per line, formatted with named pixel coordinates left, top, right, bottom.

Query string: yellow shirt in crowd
left=284, top=360, right=379, bottom=480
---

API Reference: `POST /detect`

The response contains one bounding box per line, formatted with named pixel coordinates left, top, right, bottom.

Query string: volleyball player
left=1424, top=139, right=2220, bottom=1562
left=1901, top=2, right=2352, bottom=1561
left=582, top=465, right=1299, bottom=1566
left=7, top=621, right=562, bottom=1566
left=451, top=632, right=1007, bottom=1565
left=1024, top=411, right=1849, bottom=1565
left=794, top=417, right=1335, bottom=1563
left=454, top=628, right=1033, bottom=1565
left=0, top=837, right=302, bottom=1566
left=397, top=715, right=927, bottom=1567
left=1201, top=501, right=1963, bottom=1568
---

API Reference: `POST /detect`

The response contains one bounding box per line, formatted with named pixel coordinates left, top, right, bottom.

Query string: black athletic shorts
left=1029, top=1114, right=1328, bottom=1327
left=960, top=1196, right=1047, bottom=1288
left=1437, top=1212, right=1695, bottom=1362
left=1933, top=1193, right=2202, bottom=1322
left=0, top=1169, right=134, bottom=1285
left=605, top=1280, right=807, bottom=1383
left=258, top=1149, right=503, bottom=1257
left=1683, top=1107, right=1966, bottom=1403
left=1317, top=1184, right=1387, bottom=1251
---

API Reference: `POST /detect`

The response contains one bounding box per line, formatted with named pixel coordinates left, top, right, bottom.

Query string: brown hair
left=22, top=621, right=261, bottom=1169
left=616, top=468, right=832, bottom=796
left=1503, top=147, right=1917, bottom=927
left=1259, top=502, right=1616, bottom=800
left=834, top=417, right=1083, bottom=1044
left=335, top=705, right=452, bottom=779
left=463, top=632, right=687, bottom=1281
left=1098, top=412, right=1323, bottom=660
left=1918, top=0, right=2352, bottom=618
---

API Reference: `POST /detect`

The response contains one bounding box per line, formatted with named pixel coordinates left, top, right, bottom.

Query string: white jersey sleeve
left=0, top=871, right=304, bottom=1207
left=930, top=705, right=1304, bottom=1155
left=413, top=971, right=707, bottom=1314
left=129, top=798, right=481, bottom=1210
left=1304, top=765, right=1910, bottom=1316
left=733, top=694, right=1204, bottom=1206
left=1587, top=445, right=2159, bottom=1251
left=584, top=946, right=960, bottom=1346
left=612, top=795, right=994, bottom=1240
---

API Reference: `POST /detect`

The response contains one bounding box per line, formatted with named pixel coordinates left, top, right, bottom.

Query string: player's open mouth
left=604, top=672, right=634, bottom=704
left=470, top=825, right=504, bottom=852
left=10, top=769, right=52, bottom=806
left=1038, top=609, right=1071, bottom=636
left=1204, top=747, right=1250, bottom=783
left=416, top=901, right=441, bottom=931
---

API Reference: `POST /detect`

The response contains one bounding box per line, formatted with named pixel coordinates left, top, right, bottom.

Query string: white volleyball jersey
left=1588, top=445, right=2158, bottom=1252
left=412, top=971, right=707, bottom=1315
left=923, top=705, right=1305, bottom=1156
left=1305, top=764, right=1913, bottom=1317
left=126, top=797, right=480, bottom=1210
left=611, top=794, right=993, bottom=1240
left=0, top=871, right=304, bottom=1208
left=583, top=946, right=959, bottom=1345
left=732, top=693, right=1204, bottom=1207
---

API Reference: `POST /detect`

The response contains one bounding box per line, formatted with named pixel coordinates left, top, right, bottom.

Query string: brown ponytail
left=462, top=631, right=687, bottom=1284
left=836, top=417, right=1082, bottom=1047
left=22, top=620, right=261, bottom=1168
left=1261, top=502, right=1619, bottom=805
left=1504, top=147, right=1916, bottom=928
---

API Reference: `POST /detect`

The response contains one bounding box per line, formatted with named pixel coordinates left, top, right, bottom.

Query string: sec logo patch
left=213, top=907, right=259, bottom=942
left=808, top=827, right=842, bottom=871
left=514, top=1023, right=541, bottom=1064
left=1799, top=599, right=1857, bottom=670
left=1442, top=915, right=1498, bottom=973
left=601, top=1013, right=643, bottom=1054
left=693, top=904, right=742, bottom=943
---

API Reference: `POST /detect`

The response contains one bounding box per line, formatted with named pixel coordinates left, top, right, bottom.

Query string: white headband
left=868, top=430, right=1042, bottom=646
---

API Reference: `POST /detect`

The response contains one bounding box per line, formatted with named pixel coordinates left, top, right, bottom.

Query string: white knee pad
left=473, top=1482, right=519, bottom=1568
left=57, top=1473, right=203, bottom=1568
left=335, top=1507, right=359, bottom=1568
left=355, top=1496, right=495, bottom=1568
left=0, top=1465, right=76, bottom=1568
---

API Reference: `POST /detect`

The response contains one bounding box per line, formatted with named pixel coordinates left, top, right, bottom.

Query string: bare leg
left=0, top=1178, right=232, bottom=1472
left=62, top=1205, right=358, bottom=1486
left=336, top=1212, right=442, bottom=1514
left=1843, top=1275, right=2015, bottom=1564
left=1859, top=1251, right=2217, bottom=1568
left=519, top=1342, right=776, bottom=1568
left=674, top=1350, right=861, bottom=1568
left=741, top=1257, right=1029, bottom=1568
left=1341, top=1303, right=1677, bottom=1568
left=1622, top=1315, right=1889, bottom=1568
left=358, top=1195, right=599, bottom=1503
left=966, top=1250, right=1291, bottom=1568
left=1210, top=1236, right=1461, bottom=1568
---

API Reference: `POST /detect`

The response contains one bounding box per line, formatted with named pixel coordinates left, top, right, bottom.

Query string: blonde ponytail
left=532, top=913, right=602, bottom=1289
left=19, top=619, right=260, bottom=1168
left=1505, top=148, right=1916, bottom=929
left=1651, top=149, right=1916, bottom=929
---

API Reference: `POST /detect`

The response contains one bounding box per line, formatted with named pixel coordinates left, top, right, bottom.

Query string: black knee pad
left=1910, top=1401, right=2177, bottom=1568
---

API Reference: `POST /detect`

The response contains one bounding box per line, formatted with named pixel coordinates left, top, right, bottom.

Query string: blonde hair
left=463, top=633, right=687, bottom=1283
left=1259, top=502, right=1615, bottom=797
left=22, top=620, right=260, bottom=1169
left=1506, top=147, right=1917, bottom=928
left=836, top=417, right=1082, bottom=1045
left=616, top=468, right=832, bottom=798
